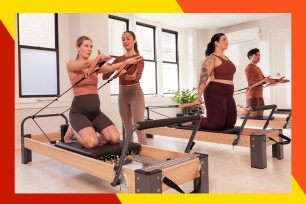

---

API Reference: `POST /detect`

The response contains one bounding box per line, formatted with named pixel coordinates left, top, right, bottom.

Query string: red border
left=0, top=20, right=121, bottom=204
left=1, top=0, right=305, bottom=202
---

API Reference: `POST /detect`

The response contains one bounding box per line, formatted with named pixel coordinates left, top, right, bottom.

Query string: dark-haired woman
left=197, top=33, right=237, bottom=130
left=103, top=31, right=147, bottom=145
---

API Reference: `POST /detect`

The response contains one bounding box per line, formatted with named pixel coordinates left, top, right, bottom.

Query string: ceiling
left=127, top=13, right=284, bottom=29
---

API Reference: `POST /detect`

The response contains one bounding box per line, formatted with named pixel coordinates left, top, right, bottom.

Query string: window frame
left=108, top=15, right=129, bottom=96
left=136, top=22, right=157, bottom=95
left=108, top=14, right=129, bottom=59
left=161, top=28, right=179, bottom=94
left=17, top=13, right=59, bottom=98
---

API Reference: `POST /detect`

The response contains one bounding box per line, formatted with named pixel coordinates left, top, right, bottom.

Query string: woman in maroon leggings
left=197, top=33, right=237, bottom=130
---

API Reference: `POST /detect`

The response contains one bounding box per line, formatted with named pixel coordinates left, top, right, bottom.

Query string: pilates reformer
left=235, top=112, right=291, bottom=129
left=21, top=114, right=209, bottom=193
left=234, top=77, right=291, bottom=129
left=144, top=104, right=291, bottom=169
left=144, top=104, right=202, bottom=138
left=145, top=102, right=291, bottom=130
left=20, top=54, right=209, bottom=193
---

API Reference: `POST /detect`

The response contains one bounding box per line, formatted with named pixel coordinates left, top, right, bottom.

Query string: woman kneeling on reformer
left=197, top=33, right=237, bottom=130
left=64, top=36, right=142, bottom=148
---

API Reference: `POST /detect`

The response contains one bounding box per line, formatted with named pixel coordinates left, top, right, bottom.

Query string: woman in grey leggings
left=103, top=31, right=147, bottom=145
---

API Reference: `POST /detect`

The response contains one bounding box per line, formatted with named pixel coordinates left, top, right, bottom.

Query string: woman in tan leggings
left=103, top=31, right=147, bottom=145
left=64, top=36, right=142, bottom=148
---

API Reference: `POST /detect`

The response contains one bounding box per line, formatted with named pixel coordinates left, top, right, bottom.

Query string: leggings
left=69, top=94, right=114, bottom=133
left=200, top=81, right=237, bottom=130
left=119, top=83, right=147, bottom=144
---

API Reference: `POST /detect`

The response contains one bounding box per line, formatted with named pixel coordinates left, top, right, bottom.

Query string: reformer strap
left=30, top=56, right=104, bottom=143
left=97, top=64, right=133, bottom=91
left=87, top=55, right=105, bottom=75
left=268, top=134, right=291, bottom=145
left=163, top=176, right=184, bottom=193
left=162, top=176, right=201, bottom=193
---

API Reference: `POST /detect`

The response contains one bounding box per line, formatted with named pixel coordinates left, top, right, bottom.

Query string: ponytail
left=205, top=33, right=225, bottom=57
left=134, top=42, right=139, bottom=54
left=123, top=31, right=139, bottom=54
left=205, top=42, right=215, bottom=57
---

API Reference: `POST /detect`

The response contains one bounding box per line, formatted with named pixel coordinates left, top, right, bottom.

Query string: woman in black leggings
left=197, top=33, right=237, bottom=130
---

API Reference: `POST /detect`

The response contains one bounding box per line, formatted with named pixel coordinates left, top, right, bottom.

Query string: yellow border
left=0, top=0, right=182, bottom=38
left=3, top=0, right=305, bottom=202
left=118, top=177, right=305, bottom=204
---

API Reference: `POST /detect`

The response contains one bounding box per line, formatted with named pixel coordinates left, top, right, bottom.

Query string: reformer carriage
left=21, top=114, right=208, bottom=193
left=144, top=104, right=291, bottom=169
left=20, top=104, right=290, bottom=194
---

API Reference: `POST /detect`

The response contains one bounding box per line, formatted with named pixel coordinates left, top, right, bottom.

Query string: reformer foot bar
left=236, top=110, right=292, bottom=129
left=144, top=105, right=291, bottom=169
left=144, top=104, right=291, bottom=129
left=21, top=114, right=208, bottom=193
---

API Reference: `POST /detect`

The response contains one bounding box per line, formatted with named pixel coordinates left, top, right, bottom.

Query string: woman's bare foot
left=64, top=126, right=74, bottom=143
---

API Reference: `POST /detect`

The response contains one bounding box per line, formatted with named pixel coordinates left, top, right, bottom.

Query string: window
left=108, top=16, right=178, bottom=96
left=108, top=15, right=129, bottom=95
left=109, top=15, right=129, bottom=57
left=136, top=23, right=157, bottom=95
left=162, top=29, right=179, bottom=94
left=18, top=13, right=59, bottom=97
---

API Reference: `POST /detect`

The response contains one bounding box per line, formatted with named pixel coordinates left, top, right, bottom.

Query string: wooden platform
left=21, top=132, right=208, bottom=193
left=144, top=127, right=285, bottom=169
left=145, top=127, right=279, bottom=146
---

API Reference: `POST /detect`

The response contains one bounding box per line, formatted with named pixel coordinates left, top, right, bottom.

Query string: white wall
left=15, top=14, right=291, bottom=149
left=216, top=14, right=291, bottom=106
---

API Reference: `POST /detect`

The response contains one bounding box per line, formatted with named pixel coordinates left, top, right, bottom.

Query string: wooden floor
left=15, top=129, right=291, bottom=193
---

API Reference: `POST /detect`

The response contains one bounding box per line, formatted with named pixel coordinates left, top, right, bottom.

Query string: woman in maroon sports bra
left=197, top=33, right=237, bottom=130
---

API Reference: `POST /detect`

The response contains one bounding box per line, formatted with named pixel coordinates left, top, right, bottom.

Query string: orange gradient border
left=176, top=0, right=305, bottom=193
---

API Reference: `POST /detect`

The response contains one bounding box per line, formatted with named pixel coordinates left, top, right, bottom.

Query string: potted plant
left=171, top=87, right=198, bottom=115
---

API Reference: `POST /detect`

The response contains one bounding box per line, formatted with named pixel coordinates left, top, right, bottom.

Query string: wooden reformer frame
left=235, top=112, right=291, bottom=129
left=145, top=105, right=289, bottom=169
left=21, top=114, right=209, bottom=193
